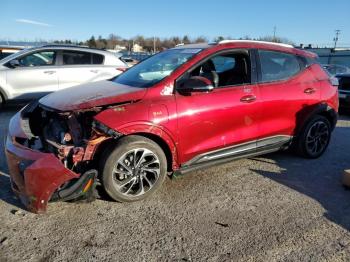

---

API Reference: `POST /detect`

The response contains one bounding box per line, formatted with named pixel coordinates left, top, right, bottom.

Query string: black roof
left=40, top=44, right=102, bottom=50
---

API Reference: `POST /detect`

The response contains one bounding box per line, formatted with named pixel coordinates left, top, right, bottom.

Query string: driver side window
left=188, top=50, right=251, bottom=88
left=18, top=51, right=56, bottom=67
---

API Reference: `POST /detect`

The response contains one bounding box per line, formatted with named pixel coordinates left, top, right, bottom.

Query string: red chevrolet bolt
left=5, top=40, right=338, bottom=213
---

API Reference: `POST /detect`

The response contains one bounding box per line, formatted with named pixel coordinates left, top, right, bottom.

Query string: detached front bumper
left=5, top=112, right=80, bottom=213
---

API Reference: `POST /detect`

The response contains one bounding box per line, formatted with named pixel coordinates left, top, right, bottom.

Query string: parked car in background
left=120, top=56, right=139, bottom=67
left=322, top=64, right=350, bottom=76
left=117, top=52, right=152, bottom=66
left=336, top=74, right=350, bottom=111
left=0, top=45, right=128, bottom=106
left=320, top=64, right=350, bottom=111
left=5, top=40, right=338, bottom=213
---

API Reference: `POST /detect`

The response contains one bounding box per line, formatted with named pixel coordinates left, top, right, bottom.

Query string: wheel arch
left=131, top=132, right=174, bottom=172
left=295, top=103, right=338, bottom=135
left=317, top=109, right=337, bottom=130
left=93, top=124, right=180, bottom=172
left=0, top=85, right=8, bottom=103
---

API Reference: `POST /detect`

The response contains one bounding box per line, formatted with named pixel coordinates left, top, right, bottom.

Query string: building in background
left=305, top=47, right=350, bottom=68
left=132, top=43, right=143, bottom=52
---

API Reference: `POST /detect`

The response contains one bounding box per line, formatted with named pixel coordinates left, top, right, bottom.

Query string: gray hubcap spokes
left=306, top=121, right=329, bottom=155
left=112, top=148, right=160, bottom=197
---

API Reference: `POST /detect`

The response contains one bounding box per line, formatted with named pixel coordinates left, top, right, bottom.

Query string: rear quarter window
left=258, top=50, right=301, bottom=82
left=92, top=54, right=104, bottom=64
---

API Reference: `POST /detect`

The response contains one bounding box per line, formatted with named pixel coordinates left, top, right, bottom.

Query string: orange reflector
left=83, top=179, right=93, bottom=193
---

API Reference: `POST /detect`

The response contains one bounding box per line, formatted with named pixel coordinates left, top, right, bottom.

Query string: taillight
left=329, top=76, right=339, bottom=87
left=116, top=67, right=127, bottom=72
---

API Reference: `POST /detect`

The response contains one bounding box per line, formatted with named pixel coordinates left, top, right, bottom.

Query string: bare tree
left=194, top=36, right=208, bottom=43
left=56, top=33, right=296, bottom=52
left=182, top=35, right=191, bottom=44
left=258, top=35, right=294, bottom=45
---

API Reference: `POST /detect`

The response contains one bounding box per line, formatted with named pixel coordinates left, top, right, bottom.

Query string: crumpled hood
left=39, top=80, right=147, bottom=111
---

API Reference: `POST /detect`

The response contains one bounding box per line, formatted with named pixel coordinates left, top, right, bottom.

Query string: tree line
left=53, top=34, right=294, bottom=53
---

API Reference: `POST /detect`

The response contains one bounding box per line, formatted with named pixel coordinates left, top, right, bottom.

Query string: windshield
left=113, top=48, right=203, bottom=88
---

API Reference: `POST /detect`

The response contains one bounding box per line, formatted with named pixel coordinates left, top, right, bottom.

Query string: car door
left=89, top=53, right=124, bottom=81
left=175, top=49, right=260, bottom=164
left=256, top=49, right=320, bottom=139
left=5, top=50, right=59, bottom=99
left=57, top=50, right=108, bottom=90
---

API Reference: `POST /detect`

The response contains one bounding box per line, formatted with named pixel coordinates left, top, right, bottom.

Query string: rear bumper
left=5, top=113, right=80, bottom=213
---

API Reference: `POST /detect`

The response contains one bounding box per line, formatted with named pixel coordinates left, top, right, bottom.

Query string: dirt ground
left=1, top=106, right=350, bottom=262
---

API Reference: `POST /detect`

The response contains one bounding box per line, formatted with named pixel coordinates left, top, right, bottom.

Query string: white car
left=0, top=45, right=128, bottom=106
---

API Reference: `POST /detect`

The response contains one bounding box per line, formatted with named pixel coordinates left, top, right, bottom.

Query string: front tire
left=295, top=115, right=331, bottom=158
left=101, top=136, right=167, bottom=202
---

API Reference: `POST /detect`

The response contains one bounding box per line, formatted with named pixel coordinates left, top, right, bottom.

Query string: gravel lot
left=1, top=106, right=350, bottom=262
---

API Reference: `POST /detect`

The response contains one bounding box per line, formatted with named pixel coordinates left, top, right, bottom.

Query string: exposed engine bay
left=16, top=101, right=122, bottom=203
left=22, top=103, right=103, bottom=167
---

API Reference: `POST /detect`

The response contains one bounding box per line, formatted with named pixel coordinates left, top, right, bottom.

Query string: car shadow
left=0, top=174, right=25, bottom=209
left=249, top=125, right=350, bottom=231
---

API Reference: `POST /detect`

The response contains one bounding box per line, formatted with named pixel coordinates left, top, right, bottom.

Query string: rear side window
left=62, top=51, right=92, bottom=65
left=258, top=50, right=301, bottom=82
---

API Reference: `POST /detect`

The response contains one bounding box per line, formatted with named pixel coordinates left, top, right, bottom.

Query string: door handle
left=44, top=70, right=56, bottom=75
left=90, top=70, right=99, bottom=73
left=304, top=88, right=316, bottom=94
left=240, top=95, right=256, bottom=103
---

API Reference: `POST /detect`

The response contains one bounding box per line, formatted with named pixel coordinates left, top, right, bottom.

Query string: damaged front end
left=5, top=101, right=121, bottom=213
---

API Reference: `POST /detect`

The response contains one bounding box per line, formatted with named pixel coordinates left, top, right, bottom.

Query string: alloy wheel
left=305, top=121, right=330, bottom=156
left=112, top=148, right=160, bottom=197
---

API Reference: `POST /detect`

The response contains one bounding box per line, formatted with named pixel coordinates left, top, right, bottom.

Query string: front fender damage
left=5, top=103, right=124, bottom=213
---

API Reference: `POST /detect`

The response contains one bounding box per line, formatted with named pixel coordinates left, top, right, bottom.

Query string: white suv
left=0, top=45, right=128, bottom=106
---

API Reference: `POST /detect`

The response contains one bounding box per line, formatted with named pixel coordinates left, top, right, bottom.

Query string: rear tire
left=294, top=115, right=331, bottom=158
left=101, top=135, right=167, bottom=202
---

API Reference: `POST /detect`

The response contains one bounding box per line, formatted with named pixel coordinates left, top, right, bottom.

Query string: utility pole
left=333, top=30, right=341, bottom=49
left=273, top=26, right=277, bottom=42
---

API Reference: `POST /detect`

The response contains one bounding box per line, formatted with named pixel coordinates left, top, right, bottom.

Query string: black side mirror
left=177, top=76, right=214, bottom=94
left=9, top=59, right=20, bottom=68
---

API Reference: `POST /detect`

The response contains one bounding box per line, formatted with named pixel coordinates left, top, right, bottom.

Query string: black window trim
left=255, top=48, right=310, bottom=84
left=175, top=48, right=258, bottom=91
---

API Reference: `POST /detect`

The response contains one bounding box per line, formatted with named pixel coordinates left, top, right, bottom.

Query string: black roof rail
left=40, top=44, right=104, bottom=50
